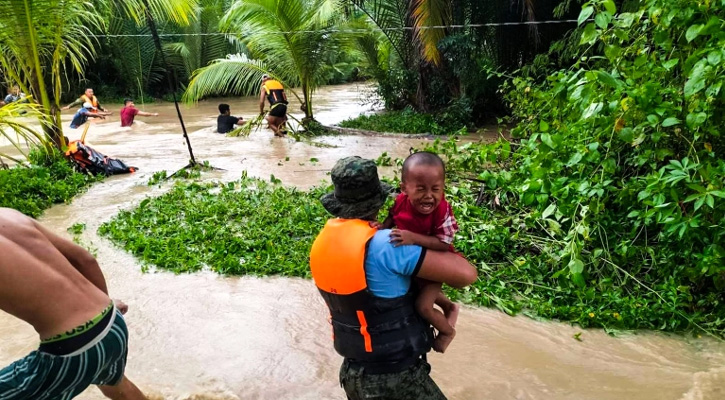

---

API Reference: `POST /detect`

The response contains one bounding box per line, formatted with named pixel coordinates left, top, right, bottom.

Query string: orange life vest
left=81, top=95, right=99, bottom=113
left=262, top=80, right=288, bottom=106
left=310, top=219, right=432, bottom=364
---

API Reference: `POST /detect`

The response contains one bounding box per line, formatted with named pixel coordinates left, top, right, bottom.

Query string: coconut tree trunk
left=22, top=0, right=63, bottom=146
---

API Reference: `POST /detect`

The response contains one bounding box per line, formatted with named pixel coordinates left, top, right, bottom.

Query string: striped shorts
left=0, top=309, right=128, bottom=400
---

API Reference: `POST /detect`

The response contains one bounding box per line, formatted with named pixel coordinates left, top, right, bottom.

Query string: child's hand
left=369, top=221, right=384, bottom=230
left=389, top=229, right=415, bottom=246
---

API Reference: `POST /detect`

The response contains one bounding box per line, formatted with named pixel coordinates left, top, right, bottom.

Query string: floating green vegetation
left=100, top=174, right=329, bottom=277
left=0, top=150, right=102, bottom=217
left=67, top=223, right=86, bottom=235
left=147, top=160, right=215, bottom=186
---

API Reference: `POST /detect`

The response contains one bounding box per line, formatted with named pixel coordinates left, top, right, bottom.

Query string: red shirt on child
left=120, top=106, right=139, bottom=127
left=390, top=192, right=459, bottom=248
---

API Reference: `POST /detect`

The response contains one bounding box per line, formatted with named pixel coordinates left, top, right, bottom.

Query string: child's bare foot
left=433, top=330, right=455, bottom=353
left=442, top=302, right=460, bottom=328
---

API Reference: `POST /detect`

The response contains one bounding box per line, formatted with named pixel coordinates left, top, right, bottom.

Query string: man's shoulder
left=367, top=230, right=424, bottom=275
left=368, top=229, right=392, bottom=249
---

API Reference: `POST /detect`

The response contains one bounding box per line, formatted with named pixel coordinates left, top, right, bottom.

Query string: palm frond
left=112, top=0, right=199, bottom=26
left=201, top=0, right=353, bottom=118
left=411, top=0, right=450, bottom=65
left=0, top=99, right=50, bottom=163
left=349, top=0, right=412, bottom=65
left=183, top=54, right=300, bottom=102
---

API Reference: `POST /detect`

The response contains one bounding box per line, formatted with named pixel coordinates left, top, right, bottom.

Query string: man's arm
left=137, top=111, right=158, bottom=117
left=416, top=250, right=477, bottom=289
left=62, top=98, right=83, bottom=110
left=259, top=88, right=266, bottom=113
left=31, top=220, right=109, bottom=294
left=96, top=103, right=112, bottom=113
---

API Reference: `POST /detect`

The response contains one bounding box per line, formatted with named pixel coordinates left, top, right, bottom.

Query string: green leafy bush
left=339, top=107, right=467, bottom=135
left=0, top=150, right=102, bottom=217
left=428, top=0, right=724, bottom=335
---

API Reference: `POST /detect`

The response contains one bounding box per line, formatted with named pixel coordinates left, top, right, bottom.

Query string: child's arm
left=370, top=209, right=395, bottom=230
left=381, top=214, right=394, bottom=229
left=390, top=229, right=450, bottom=251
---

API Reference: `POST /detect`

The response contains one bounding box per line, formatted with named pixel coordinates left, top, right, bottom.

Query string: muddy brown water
left=1, top=83, right=724, bottom=400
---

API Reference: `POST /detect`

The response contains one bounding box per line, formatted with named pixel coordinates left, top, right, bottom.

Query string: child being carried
left=374, top=151, right=463, bottom=353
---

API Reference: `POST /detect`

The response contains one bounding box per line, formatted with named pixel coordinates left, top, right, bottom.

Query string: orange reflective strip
left=356, top=310, right=372, bottom=352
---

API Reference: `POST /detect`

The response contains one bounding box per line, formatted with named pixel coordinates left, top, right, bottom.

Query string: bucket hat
left=320, top=156, right=392, bottom=219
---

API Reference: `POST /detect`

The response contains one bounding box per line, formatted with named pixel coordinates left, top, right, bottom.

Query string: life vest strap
left=329, top=300, right=417, bottom=326
left=356, top=311, right=372, bottom=353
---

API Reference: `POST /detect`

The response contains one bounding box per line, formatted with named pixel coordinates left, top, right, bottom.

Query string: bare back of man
left=0, top=209, right=110, bottom=337
left=0, top=208, right=146, bottom=400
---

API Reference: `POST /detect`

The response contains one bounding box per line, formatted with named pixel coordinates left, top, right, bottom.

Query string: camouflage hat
left=320, top=156, right=393, bottom=219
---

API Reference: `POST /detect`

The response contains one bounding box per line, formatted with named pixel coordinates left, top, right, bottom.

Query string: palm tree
left=104, top=16, right=165, bottom=100
left=351, top=0, right=577, bottom=113
left=349, top=0, right=454, bottom=110
left=183, top=0, right=351, bottom=122
left=165, top=0, right=243, bottom=84
left=0, top=0, right=197, bottom=147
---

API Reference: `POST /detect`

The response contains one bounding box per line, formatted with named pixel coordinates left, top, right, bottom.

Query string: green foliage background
left=439, top=0, right=724, bottom=335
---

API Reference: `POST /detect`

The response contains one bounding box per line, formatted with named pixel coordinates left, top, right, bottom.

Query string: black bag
left=65, top=141, right=137, bottom=176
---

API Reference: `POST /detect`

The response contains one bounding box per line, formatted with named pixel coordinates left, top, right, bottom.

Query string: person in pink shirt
left=120, top=99, right=158, bottom=127
left=375, top=151, right=462, bottom=353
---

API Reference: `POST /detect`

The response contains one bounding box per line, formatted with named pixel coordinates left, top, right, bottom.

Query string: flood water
left=1, top=83, right=724, bottom=400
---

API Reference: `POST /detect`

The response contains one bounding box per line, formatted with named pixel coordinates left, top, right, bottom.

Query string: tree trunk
left=302, top=82, right=313, bottom=120
left=416, top=60, right=432, bottom=112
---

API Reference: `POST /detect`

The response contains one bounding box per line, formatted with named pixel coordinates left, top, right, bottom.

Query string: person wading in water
left=309, top=156, right=478, bottom=399
left=62, top=88, right=112, bottom=115
left=259, top=74, right=288, bottom=137
left=0, top=208, right=148, bottom=400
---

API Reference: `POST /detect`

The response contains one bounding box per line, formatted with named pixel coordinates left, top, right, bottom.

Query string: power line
left=89, top=19, right=581, bottom=38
